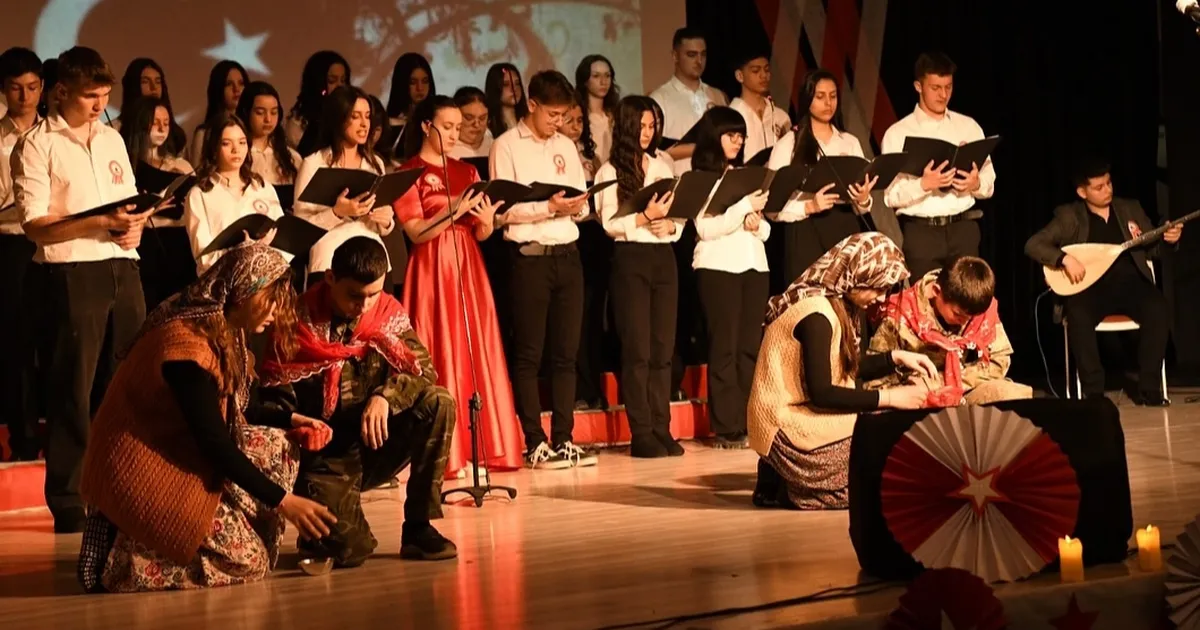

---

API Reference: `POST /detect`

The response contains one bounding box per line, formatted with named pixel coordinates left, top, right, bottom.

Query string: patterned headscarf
left=129, top=243, right=292, bottom=411
left=765, top=232, right=909, bottom=325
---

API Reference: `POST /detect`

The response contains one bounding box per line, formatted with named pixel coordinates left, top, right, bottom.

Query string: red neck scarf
left=879, top=280, right=999, bottom=407
left=260, top=282, right=422, bottom=419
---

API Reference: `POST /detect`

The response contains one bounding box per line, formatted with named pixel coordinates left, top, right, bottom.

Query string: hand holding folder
left=71, top=172, right=194, bottom=223
left=612, top=170, right=721, bottom=220
left=135, top=162, right=196, bottom=220
left=703, top=166, right=773, bottom=216
left=902, top=135, right=1000, bottom=173
left=798, top=153, right=914, bottom=197
left=297, top=166, right=423, bottom=209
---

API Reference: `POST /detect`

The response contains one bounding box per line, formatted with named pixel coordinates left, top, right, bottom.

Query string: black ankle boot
left=752, top=459, right=783, bottom=508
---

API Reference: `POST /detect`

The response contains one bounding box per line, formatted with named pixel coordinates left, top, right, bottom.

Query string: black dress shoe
left=1135, top=392, right=1170, bottom=407
left=655, top=432, right=685, bottom=457
left=630, top=435, right=668, bottom=458
left=400, top=523, right=458, bottom=561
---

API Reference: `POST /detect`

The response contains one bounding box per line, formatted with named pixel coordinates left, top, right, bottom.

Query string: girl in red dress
left=392, top=95, right=522, bottom=478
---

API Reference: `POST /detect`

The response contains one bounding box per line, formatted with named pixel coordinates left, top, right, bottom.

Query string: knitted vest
left=747, top=296, right=857, bottom=456
left=81, top=320, right=229, bottom=565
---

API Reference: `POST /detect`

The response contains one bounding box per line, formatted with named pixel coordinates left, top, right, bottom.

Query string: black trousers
left=295, top=386, right=455, bottom=567
left=575, top=220, right=613, bottom=404
left=509, top=248, right=584, bottom=450
left=42, top=259, right=145, bottom=519
left=775, top=208, right=865, bottom=293
left=0, top=235, right=40, bottom=460
left=136, top=226, right=196, bottom=309
left=1066, top=277, right=1169, bottom=396
left=697, top=269, right=769, bottom=437
left=610, top=243, right=678, bottom=439
left=900, top=218, right=980, bottom=277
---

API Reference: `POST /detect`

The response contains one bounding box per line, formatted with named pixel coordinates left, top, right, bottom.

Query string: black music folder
left=272, top=184, right=295, bottom=213
left=72, top=173, right=193, bottom=221
left=762, top=163, right=812, bottom=216
left=375, top=125, right=404, bottom=156
left=416, top=179, right=534, bottom=238
left=799, top=153, right=914, bottom=196
left=296, top=167, right=423, bottom=209
left=613, top=178, right=677, bottom=219
left=462, top=156, right=490, bottom=181
left=658, top=119, right=704, bottom=150
left=703, top=166, right=772, bottom=216
left=745, top=146, right=774, bottom=167
left=523, top=180, right=617, bottom=203
left=902, top=135, right=1000, bottom=172
left=197, top=213, right=326, bottom=258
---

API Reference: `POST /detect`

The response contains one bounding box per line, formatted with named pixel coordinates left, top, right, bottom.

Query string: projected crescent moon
left=36, top=0, right=120, bottom=119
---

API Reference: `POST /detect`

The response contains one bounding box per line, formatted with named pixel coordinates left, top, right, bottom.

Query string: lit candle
left=1136, top=525, right=1162, bottom=571
left=1058, top=536, right=1084, bottom=582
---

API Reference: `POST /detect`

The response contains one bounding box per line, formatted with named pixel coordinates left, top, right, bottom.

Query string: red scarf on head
left=259, top=281, right=422, bottom=419
left=878, top=284, right=1000, bottom=407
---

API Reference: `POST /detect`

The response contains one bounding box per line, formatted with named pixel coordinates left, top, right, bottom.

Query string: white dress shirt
left=693, top=174, right=771, bottom=273
left=595, top=155, right=683, bottom=243
left=588, top=110, right=613, bottom=166
left=649, top=76, right=728, bottom=141
left=184, top=176, right=285, bottom=273
left=188, top=127, right=208, bottom=167
left=881, top=105, right=996, bottom=218
left=0, top=115, right=39, bottom=235
left=490, top=121, right=589, bottom=245
left=730, top=97, right=791, bottom=163
left=13, top=115, right=139, bottom=263
left=250, top=143, right=302, bottom=185
left=447, top=129, right=493, bottom=160
left=293, top=148, right=394, bottom=235
left=767, top=127, right=871, bottom=222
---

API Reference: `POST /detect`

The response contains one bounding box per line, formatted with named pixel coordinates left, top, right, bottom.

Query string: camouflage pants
left=295, top=386, right=455, bottom=567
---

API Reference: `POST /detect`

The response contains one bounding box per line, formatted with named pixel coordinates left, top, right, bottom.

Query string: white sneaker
left=556, top=441, right=598, bottom=467
left=525, top=442, right=572, bottom=470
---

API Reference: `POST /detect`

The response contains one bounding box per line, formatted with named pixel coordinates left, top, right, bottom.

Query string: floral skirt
left=763, top=432, right=852, bottom=510
left=79, top=426, right=299, bottom=593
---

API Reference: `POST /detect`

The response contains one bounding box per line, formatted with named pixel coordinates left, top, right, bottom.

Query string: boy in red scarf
left=867, top=256, right=1032, bottom=405
left=259, top=237, right=456, bottom=566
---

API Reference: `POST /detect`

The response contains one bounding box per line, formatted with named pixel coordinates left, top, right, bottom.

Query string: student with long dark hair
left=448, top=87, right=491, bottom=159
left=767, top=69, right=876, bottom=287
left=574, top=54, right=619, bottom=172
left=596, top=96, right=684, bottom=457
left=236, top=81, right=300, bottom=187
left=188, top=60, right=248, bottom=166
left=392, top=95, right=521, bottom=479
left=114, top=58, right=186, bottom=154
left=286, top=51, right=350, bottom=151
left=184, top=115, right=283, bottom=274
left=484, top=63, right=527, bottom=140
left=294, top=85, right=396, bottom=279
left=386, top=53, right=434, bottom=127
left=691, top=106, right=770, bottom=449
left=120, top=95, right=196, bottom=307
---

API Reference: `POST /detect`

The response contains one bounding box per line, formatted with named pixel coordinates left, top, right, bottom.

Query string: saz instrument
left=1043, top=208, right=1200, bottom=296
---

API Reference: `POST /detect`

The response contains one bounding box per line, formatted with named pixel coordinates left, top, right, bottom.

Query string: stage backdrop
left=0, top=0, right=684, bottom=126
left=688, top=0, right=1164, bottom=389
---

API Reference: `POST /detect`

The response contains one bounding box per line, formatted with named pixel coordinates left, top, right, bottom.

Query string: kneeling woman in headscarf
left=748, top=232, right=937, bottom=510
left=78, top=243, right=338, bottom=592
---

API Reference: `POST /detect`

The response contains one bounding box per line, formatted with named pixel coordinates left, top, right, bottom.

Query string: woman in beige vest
left=748, top=232, right=935, bottom=510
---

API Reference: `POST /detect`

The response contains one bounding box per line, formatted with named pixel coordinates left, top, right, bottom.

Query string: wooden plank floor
left=2, top=397, right=1198, bottom=630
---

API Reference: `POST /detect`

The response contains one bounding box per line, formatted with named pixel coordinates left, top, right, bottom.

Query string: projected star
left=949, top=466, right=1006, bottom=516
left=203, top=20, right=270, bottom=75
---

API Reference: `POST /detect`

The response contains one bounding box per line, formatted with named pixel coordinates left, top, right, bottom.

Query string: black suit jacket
left=1024, top=198, right=1159, bottom=284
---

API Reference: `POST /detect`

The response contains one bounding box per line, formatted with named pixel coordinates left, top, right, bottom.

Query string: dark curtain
left=1161, top=0, right=1200, bottom=376
left=686, top=0, right=1162, bottom=389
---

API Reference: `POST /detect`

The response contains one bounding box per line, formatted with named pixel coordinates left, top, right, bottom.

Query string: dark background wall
left=688, top=0, right=1186, bottom=390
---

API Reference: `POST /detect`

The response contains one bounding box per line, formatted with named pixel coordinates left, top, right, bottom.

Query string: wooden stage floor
left=2, top=397, right=1198, bottom=630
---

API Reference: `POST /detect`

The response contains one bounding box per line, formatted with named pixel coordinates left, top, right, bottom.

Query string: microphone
left=1179, top=0, right=1200, bottom=21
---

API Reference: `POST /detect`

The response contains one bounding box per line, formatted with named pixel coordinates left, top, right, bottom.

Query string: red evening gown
left=393, top=155, right=523, bottom=478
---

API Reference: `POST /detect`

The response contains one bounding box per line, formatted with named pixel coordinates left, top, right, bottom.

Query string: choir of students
left=1, top=30, right=1008, bottom=533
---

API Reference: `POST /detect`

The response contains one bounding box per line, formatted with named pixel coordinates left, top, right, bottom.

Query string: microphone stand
left=426, top=126, right=517, bottom=507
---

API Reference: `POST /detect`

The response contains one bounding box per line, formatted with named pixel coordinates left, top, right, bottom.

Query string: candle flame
left=1064, top=536, right=1072, bottom=542
left=1146, top=525, right=1154, bottom=532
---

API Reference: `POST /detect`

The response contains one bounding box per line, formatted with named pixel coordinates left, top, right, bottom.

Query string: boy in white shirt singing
left=0, top=47, right=43, bottom=461
left=649, top=28, right=728, bottom=172
left=729, top=50, right=790, bottom=163
left=13, top=47, right=149, bottom=533
left=490, top=70, right=597, bottom=470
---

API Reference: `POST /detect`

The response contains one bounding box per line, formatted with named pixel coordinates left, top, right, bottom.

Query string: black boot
left=752, top=459, right=783, bottom=508
left=630, top=434, right=668, bottom=458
